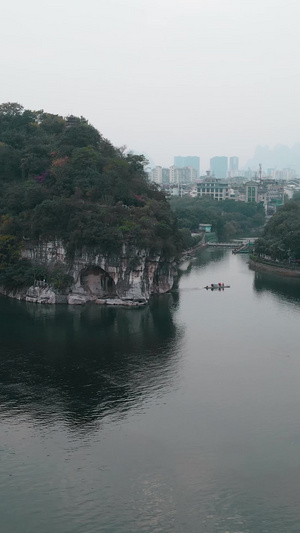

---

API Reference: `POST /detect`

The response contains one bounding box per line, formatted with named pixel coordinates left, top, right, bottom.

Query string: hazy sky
left=1, top=0, right=299, bottom=170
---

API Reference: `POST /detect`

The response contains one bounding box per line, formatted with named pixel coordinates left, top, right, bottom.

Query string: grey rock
left=2, top=240, right=176, bottom=306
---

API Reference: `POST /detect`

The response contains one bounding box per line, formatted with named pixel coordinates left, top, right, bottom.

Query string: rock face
left=13, top=240, right=176, bottom=305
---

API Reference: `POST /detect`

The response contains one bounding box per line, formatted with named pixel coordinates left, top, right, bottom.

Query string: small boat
left=205, top=283, right=230, bottom=290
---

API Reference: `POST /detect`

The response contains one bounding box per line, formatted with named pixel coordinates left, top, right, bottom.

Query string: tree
left=59, top=123, right=101, bottom=153
left=254, top=199, right=300, bottom=260
left=0, top=143, right=22, bottom=181
left=0, top=102, right=183, bottom=263
left=0, top=102, right=24, bottom=117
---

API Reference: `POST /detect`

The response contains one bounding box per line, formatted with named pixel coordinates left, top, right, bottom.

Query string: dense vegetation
left=170, top=196, right=265, bottom=243
left=0, top=102, right=181, bottom=289
left=254, top=199, right=300, bottom=261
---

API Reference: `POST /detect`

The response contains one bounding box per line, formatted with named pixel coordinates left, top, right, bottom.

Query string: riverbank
left=180, top=241, right=207, bottom=262
left=249, top=255, right=300, bottom=278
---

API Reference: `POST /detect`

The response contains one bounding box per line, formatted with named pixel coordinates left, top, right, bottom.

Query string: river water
left=1, top=248, right=300, bottom=533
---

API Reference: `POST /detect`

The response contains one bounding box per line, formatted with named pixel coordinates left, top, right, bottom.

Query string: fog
left=1, top=0, right=299, bottom=170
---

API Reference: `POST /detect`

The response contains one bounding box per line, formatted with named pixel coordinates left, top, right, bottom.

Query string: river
left=1, top=248, right=300, bottom=533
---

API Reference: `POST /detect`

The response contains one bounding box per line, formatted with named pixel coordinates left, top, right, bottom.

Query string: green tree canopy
left=254, top=199, right=300, bottom=260
left=169, top=196, right=265, bottom=241
left=0, top=103, right=182, bottom=263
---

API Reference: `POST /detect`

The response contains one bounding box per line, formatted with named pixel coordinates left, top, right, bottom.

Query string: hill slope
left=0, top=103, right=181, bottom=292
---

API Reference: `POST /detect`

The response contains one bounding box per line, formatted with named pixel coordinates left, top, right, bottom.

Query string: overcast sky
left=1, top=0, right=299, bottom=170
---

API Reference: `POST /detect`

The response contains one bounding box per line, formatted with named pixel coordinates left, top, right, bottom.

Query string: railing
left=207, top=242, right=241, bottom=248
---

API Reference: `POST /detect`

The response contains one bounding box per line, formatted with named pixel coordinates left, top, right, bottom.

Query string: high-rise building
left=170, top=165, right=197, bottom=184
left=229, top=156, right=239, bottom=172
left=210, top=156, right=228, bottom=179
left=148, top=166, right=169, bottom=184
left=174, top=156, right=200, bottom=178
left=162, top=168, right=170, bottom=184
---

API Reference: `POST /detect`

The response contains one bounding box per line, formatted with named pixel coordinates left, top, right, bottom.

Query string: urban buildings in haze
left=197, top=176, right=230, bottom=201
left=229, top=156, right=239, bottom=172
left=148, top=166, right=170, bottom=185
left=210, top=156, right=228, bottom=179
left=148, top=165, right=196, bottom=185
left=196, top=176, right=284, bottom=209
left=174, top=156, right=200, bottom=178
left=169, top=165, right=197, bottom=184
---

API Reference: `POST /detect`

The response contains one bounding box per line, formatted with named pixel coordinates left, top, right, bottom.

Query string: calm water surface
left=1, top=249, right=300, bottom=532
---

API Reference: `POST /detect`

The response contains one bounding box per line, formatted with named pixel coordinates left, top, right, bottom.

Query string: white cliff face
left=16, top=240, right=176, bottom=305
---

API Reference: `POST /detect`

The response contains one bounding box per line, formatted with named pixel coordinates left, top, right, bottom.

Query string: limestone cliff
left=3, top=241, right=176, bottom=305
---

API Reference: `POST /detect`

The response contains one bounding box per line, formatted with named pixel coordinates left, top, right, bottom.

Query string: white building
left=267, top=168, right=297, bottom=181
left=148, top=166, right=170, bottom=185
left=169, top=165, right=197, bottom=184
left=197, top=177, right=230, bottom=200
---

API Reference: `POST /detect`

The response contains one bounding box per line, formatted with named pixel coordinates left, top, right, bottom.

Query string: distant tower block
left=174, top=156, right=200, bottom=178
left=229, top=156, right=239, bottom=172
left=210, top=156, right=228, bottom=179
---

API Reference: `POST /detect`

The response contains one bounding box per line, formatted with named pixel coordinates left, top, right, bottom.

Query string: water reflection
left=253, top=270, right=300, bottom=307
left=178, top=248, right=226, bottom=279
left=0, top=294, right=183, bottom=430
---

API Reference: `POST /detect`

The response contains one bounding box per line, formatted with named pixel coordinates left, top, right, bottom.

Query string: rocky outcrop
left=5, top=240, right=176, bottom=305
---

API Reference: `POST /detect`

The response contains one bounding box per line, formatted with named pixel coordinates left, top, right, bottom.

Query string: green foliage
left=0, top=102, right=182, bottom=282
left=0, top=259, right=37, bottom=290
left=0, top=256, right=72, bottom=292
left=254, top=199, right=300, bottom=261
left=0, top=143, right=22, bottom=181
left=169, top=196, right=265, bottom=241
left=59, top=123, right=101, bottom=155
left=178, top=228, right=201, bottom=250
left=0, top=234, right=21, bottom=267
left=49, top=267, right=73, bottom=292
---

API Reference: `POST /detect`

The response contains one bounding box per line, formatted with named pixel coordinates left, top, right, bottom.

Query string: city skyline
left=174, top=156, right=200, bottom=178
left=1, top=1, right=299, bottom=177
left=148, top=158, right=298, bottom=185
left=148, top=144, right=300, bottom=175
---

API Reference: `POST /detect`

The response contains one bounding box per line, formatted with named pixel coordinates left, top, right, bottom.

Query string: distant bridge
left=207, top=238, right=257, bottom=248
left=207, top=238, right=256, bottom=254
left=207, top=242, right=241, bottom=248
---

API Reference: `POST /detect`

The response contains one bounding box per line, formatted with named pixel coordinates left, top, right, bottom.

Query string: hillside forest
left=0, top=102, right=270, bottom=290
left=0, top=103, right=181, bottom=289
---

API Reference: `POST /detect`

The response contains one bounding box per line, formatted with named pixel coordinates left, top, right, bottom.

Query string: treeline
left=254, top=199, right=300, bottom=261
left=169, top=196, right=265, bottom=243
left=0, top=103, right=181, bottom=253
left=0, top=103, right=182, bottom=289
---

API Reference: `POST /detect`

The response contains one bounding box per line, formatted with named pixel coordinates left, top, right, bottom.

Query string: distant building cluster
left=197, top=175, right=285, bottom=211
left=147, top=154, right=299, bottom=211
left=148, top=155, right=241, bottom=183
left=148, top=154, right=298, bottom=185
left=174, top=156, right=200, bottom=177
left=148, top=156, right=200, bottom=186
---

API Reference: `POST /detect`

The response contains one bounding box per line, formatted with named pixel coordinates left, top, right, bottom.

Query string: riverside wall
left=249, top=257, right=300, bottom=278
